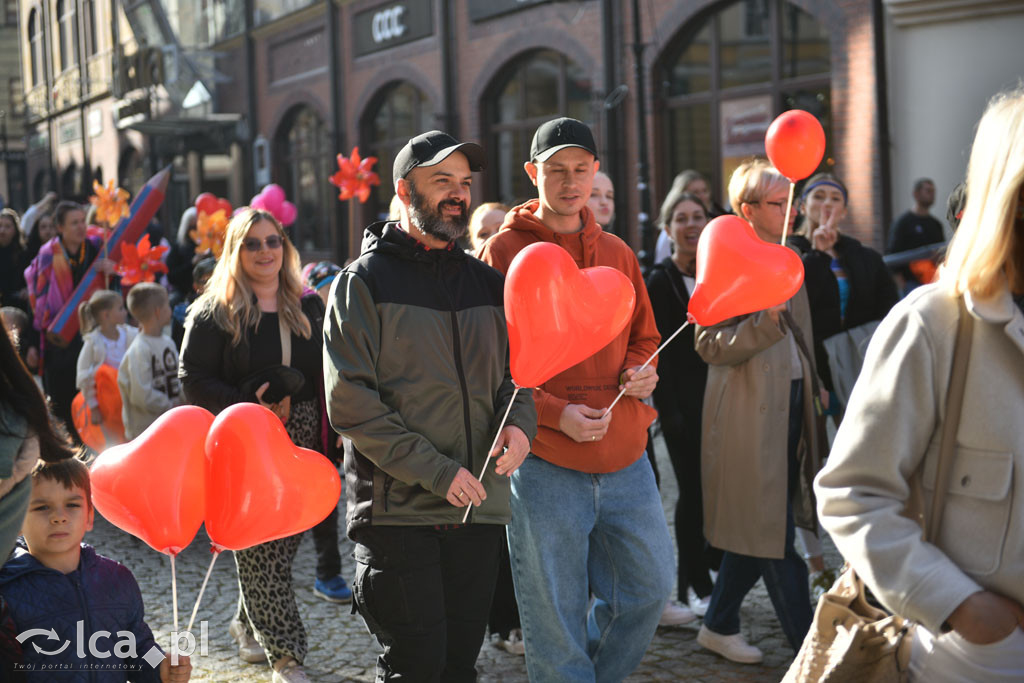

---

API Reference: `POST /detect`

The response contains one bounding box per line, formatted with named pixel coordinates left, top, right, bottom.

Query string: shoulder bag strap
left=925, top=295, right=974, bottom=544
left=278, top=315, right=291, bottom=367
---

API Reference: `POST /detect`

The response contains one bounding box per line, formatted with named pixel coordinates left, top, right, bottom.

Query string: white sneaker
left=272, top=661, right=311, bottom=682
left=696, top=625, right=763, bottom=664
left=495, top=628, right=526, bottom=656
left=228, top=618, right=266, bottom=664
left=659, top=600, right=697, bottom=626
left=687, top=588, right=711, bottom=617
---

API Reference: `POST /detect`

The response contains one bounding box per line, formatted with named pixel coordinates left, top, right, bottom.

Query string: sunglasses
left=242, top=234, right=284, bottom=252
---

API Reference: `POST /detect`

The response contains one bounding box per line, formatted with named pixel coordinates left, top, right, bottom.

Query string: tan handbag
left=783, top=296, right=974, bottom=682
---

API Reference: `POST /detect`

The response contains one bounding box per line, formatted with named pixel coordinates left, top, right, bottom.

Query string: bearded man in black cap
left=324, top=131, right=536, bottom=682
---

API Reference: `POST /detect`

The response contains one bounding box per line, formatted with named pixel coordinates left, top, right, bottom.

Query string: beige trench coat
left=695, top=283, right=822, bottom=559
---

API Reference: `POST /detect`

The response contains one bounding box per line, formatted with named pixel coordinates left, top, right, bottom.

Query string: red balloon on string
left=505, top=242, right=636, bottom=388
left=90, top=405, right=214, bottom=556
left=204, top=403, right=341, bottom=551
left=765, top=110, right=826, bottom=182
left=195, top=192, right=219, bottom=217
left=687, top=216, right=805, bottom=327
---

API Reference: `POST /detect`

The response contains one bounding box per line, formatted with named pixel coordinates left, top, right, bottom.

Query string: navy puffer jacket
left=0, top=544, right=162, bottom=682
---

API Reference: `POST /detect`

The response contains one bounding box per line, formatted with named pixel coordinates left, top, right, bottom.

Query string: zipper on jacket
left=71, top=574, right=97, bottom=683
left=440, top=269, right=475, bottom=515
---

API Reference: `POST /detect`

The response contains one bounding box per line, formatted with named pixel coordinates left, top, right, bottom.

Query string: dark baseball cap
left=393, top=131, right=486, bottom=185
left=530, top=117, right=598, bottom=163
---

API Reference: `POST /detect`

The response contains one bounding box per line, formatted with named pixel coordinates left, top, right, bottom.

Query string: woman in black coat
left=645, top=189, right=719, bottom=620
left=794, top=173, right=899, bottom=400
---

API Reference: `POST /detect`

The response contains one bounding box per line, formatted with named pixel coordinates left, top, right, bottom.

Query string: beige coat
left=815, top=284, right=1024, bottom=635
left=696, top=284, right=822, bottom=559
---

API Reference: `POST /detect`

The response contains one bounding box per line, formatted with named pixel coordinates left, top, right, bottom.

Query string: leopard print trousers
left=232, top=398, right=320, bottom=666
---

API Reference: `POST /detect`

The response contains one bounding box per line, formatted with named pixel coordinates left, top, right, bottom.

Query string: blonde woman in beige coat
left=693, top=159, right=822, bottom=665
left=816, top=89, right=1024, bottom=681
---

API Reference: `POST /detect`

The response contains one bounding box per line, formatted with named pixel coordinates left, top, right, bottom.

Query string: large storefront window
left=274, top=105, right=333, bottom=255
left=483, top=50, right=592, bottom=205
left=658, top=0, right=831, bottom=208
left=254, top=0, right=316, bottom=26
left=360, top=81, right=432, bottom=221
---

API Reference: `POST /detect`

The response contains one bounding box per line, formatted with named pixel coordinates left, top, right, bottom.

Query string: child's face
left=22, top=479, right=94, bottom=570
left=100, top=300, right=127, bottom=327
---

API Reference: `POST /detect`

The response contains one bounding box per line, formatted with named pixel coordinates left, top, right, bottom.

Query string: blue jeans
left=702, top=379, right=813, bottom=651
left=507, top=454, right=674, bottom=683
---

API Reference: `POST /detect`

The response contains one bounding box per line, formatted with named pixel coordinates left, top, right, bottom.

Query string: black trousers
left=662, top=419, right=720, bottom=600
left=486, top=533, right=520, bottom=638
left=42, top=335, right=83, bottom=441
left=351, top=524, right=502, bottom=683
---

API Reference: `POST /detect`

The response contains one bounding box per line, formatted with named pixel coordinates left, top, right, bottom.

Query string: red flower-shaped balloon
left=330, top=147, right=380, bottom=203
left=117, top=234, right=169, bottom=286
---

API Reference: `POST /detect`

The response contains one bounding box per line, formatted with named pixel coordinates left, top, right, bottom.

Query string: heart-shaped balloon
left=278, top=200, right=297, bottom=227
left=765, top=109, right=826, bottom=182
left=195, top=192, right=218, bottom=217
left=687, top=215, right=805, bottom=327
left=91, top=405, right=214, bottom=555
left=505, top=242, right=636, bottom=388
left=204, top=403, right=341, bottom=551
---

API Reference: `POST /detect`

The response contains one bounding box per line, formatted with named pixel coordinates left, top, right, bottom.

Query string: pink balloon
left=279, top=201, right=297, bottom=227
left=261, top=184, right=285, bottom=210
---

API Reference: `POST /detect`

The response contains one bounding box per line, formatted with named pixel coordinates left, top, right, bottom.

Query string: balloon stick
left=781, top=181, right=796, bottom=246
left=461, top=385, right=521, bottom=524
left=170, top=554, right=179, bottom=659
left=602, top=321, right=691, bottom=418
left=185, top=551, right=221, bottom=634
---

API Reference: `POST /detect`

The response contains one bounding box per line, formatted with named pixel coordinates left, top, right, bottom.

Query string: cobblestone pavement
left=90, top=433, right=839, bottom=682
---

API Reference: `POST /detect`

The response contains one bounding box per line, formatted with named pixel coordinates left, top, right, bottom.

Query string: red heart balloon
left=204, top=403, right=341, bottom=551
left=216, top=198, right=232, bottom=215
left=91, top=406, right=214, bottom=556
left=687, top=216, right=805, bottom=327
left=505, top=242, right=636, bottom=388
left=765, top=109, right=826, bottom=182
left=195, top=192, right=218, bottom=217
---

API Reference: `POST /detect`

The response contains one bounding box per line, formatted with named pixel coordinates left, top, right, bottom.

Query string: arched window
left=360, top=81, right=432, bottom=222
left=273, top=105, right=333, bottom=255
left=657, top=0, right=831, bottom=208
left=28, top=9, right=43, bottom=86
left=57, top=0, right=79, bottom=71
left=483, top=49, right=592, bottom=204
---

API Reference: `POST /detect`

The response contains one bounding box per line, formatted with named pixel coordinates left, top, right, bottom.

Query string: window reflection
left=275, top=106, right=331, bottom=252
left=363, top=81, right=432, bottom=221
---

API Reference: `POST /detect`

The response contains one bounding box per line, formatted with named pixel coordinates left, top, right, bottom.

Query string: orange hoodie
left=478, top=200, right=660, bottom=474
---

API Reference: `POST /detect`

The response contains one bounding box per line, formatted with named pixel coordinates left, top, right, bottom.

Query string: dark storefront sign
left=353, top=1, right=433, bottom=57
left=468, top=0, right=552, bottom=22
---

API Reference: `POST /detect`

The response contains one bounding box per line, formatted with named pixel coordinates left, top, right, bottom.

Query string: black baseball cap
left=530, top=117, right=598, bottom=163
left=393, top=131, right=486, bottom=185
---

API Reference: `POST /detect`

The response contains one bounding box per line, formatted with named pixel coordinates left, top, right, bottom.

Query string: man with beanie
left=479, top=117, right=674, bottom=681
left=324, top=130, right=537, bottom=681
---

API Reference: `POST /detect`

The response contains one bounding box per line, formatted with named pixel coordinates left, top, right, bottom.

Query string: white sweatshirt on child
left=76, top=325, right=138, bottom=409
left=117, top=333, right=184, bottom=440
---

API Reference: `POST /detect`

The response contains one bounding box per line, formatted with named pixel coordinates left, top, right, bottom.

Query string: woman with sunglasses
left=180, top=208, right=329, bottom=683
left=692, top=158, right=820, bottom=664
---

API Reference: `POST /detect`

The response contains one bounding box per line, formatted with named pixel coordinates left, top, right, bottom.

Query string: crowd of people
left=0, top=85, right=1022, bottom=683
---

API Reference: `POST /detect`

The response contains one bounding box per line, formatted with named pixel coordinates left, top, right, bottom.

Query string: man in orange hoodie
left=478, top=117, right=675, bottom=682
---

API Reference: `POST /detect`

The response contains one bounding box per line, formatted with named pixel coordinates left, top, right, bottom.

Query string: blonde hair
left=727, top=158, right=788, bottom=215
left=190, top=208, right=311, bottom=345
left=670, top=169, right=706, bottom=195
left=941, top=88, right=1024, bottom=298
left=77, top=289, right=122, bottom=334
left=126, top=282, right=168, bottom=323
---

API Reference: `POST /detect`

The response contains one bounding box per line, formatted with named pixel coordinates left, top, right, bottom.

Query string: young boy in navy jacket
left=0, top=457, right=190, bottom=681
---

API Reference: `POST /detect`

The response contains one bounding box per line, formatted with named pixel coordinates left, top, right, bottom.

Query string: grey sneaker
left=272, top=660, right=311, bottom=682
left=228, top=618, right=266, bottom=664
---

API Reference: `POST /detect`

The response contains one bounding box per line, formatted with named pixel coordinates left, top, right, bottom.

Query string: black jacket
left=325, top=223, right=536, bottom=533
left=800, top=234, right=899, bottom=392
left=178, top=291, right=326, bottom=414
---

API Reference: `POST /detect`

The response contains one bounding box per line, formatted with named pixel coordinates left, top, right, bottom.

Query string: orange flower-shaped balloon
left=190, top=209, right=229, bottom=258
left=330, top=147, right=380, bottom=203
left=89, top=179, right=130, bottom=227
left=117, top=234, right=169, bottom=286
